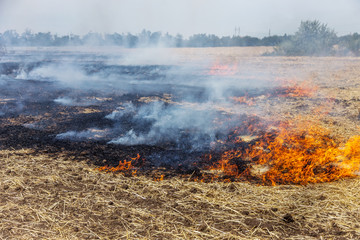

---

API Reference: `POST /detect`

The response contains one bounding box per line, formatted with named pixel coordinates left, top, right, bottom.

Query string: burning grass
left=208, top=62, right=238, bottom=76
left=93, top=116, right=360, bottom=186
left=97, top=153, right=141, bottom=176
left=231, top=79, right=316, bottom=106
left=273, top=79, right=317, bottom=98
left=209, top=119, right=360, bottom=185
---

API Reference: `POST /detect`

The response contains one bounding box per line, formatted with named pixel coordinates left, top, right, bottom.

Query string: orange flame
left=230, top=80, right=317, bottom=107
left=210, top=120, right=360, bottom=185
left=208, top=63, right=238, bottom=76
left=272, top=79, right=317, bottom=98
left=231, top=96, right=255, bottom=106
left=97, top=153, right=140, bottom=176
left=154, top=175, right=164, bottom=181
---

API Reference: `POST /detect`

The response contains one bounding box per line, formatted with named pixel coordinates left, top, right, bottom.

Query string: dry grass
left=0, top=149, right=359, bottom=239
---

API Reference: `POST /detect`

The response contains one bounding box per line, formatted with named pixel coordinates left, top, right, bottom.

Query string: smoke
left=54, top=96, right=101, bottom=106
left=3, top=46, right=277, bottom=101
left=0, top=99, right=24, bottom=116
left=56, top=128, right=110, bottom=141
left=54, top=97, right=77, bottom=106
left=114, top=48, right=179, bottom=66
left=22, top=63, right=102, bottom=89
left=1, top=46, right=286, bottom=152
left=105, top=101, right=218, bottom=150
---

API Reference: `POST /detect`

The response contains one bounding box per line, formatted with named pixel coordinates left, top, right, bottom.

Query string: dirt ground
left=1, top=47, right=360, bottom=239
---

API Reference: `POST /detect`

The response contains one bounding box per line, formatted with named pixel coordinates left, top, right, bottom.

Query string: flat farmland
left=0, top=47, right=360, bottom=239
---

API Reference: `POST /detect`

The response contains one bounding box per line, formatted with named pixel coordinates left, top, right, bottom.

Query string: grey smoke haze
left=56, top=128, right=110, bottom=141
left=1, top=47, right=272, bottom=149
left=105, top=101, right=218, bottom=150
left=0, top=0, right=360, bottom=37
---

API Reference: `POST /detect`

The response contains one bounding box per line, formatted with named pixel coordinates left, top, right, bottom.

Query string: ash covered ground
left=0, top=47, right=283, bottom=177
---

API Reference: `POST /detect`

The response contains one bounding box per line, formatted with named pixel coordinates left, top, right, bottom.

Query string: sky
left=0, top=0, right=359, bottom=37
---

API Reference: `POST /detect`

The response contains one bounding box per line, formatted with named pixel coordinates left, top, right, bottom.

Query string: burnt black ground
left=0, top=56, right=272, bottom=180
left=0, top=76, right=259, bottom=180
left=0, top=69, right=211, bottom=177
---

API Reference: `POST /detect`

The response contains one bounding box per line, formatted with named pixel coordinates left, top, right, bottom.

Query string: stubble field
left=1, top=46, right=360, bottom=239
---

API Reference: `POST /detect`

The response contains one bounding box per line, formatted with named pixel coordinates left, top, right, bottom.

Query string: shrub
left=339, top=33, right=360, bottom=56
left=275, top=20, right=337, bottom=56
left=0, top=40, right=6, bottom=58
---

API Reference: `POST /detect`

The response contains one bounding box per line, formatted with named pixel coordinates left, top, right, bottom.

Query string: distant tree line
left=1, top=21, right=360, bottom=56
left=0, top=29, right=288, bottom=48
left=275, top=20, right=360, bottom=56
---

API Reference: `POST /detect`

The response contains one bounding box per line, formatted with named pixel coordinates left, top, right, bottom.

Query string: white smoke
left=114, top=48, right=180, bottom=66
left=2, top=47, right=283, bottom=151
left=25, top=63, right=98, bottom=88
left=109, top=129, right=147, bottom=145
left=54, top=96, right=100, bottom=106
left=107, top=101, right=218, bottom=150
left=54, top=97, right=75, bottom=106
left=56, top=128, right=109, bottom=141
left=23, top=122, right=44, bottom=130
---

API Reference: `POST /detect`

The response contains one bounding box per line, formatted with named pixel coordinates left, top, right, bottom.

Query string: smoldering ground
left=0, top=47, right=282, bottom=163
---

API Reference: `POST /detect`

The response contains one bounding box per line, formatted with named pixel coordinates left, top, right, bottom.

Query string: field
left=1, top=46, right=360, bottom=239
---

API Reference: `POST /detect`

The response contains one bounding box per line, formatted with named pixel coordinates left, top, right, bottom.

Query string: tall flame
left=210, top=120, right=360, bottom=185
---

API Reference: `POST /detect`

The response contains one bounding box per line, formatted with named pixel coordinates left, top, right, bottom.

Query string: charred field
left=1, top=46, right=360, bottom=239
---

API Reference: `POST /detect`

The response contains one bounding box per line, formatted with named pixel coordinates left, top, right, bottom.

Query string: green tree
left=276, top=20, right=337, bottom=56
left=2, top=30, right=19, bottom=45
left=0, top=38, right=5, bottom=58
left=175, top=34, right=183, bottom=47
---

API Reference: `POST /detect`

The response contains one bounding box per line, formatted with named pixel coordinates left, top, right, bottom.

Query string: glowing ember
left=209, top=120, right=360, bottom=185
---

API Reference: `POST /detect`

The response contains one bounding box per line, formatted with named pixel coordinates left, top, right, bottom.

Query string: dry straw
left=0, top=149, right=359, bottom=239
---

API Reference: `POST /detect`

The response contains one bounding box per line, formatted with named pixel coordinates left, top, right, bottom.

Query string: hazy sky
left=0, top=0, right=359, bottom=37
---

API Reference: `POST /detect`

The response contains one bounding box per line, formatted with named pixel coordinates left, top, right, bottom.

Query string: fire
left=154, top=175, right=164, bottom=181
left=209, top=120, right=360, bottom=185
left=94, top=67, right=355, bottom=186
left=97, top=153, right=141, bottom=176
left=208, top=63, right=238, bottom=76
left=272, top=79, right=317, bottom=98
left=231, top=96, right=255, bottom=106
left=230, top=80, right=317, bottom=107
